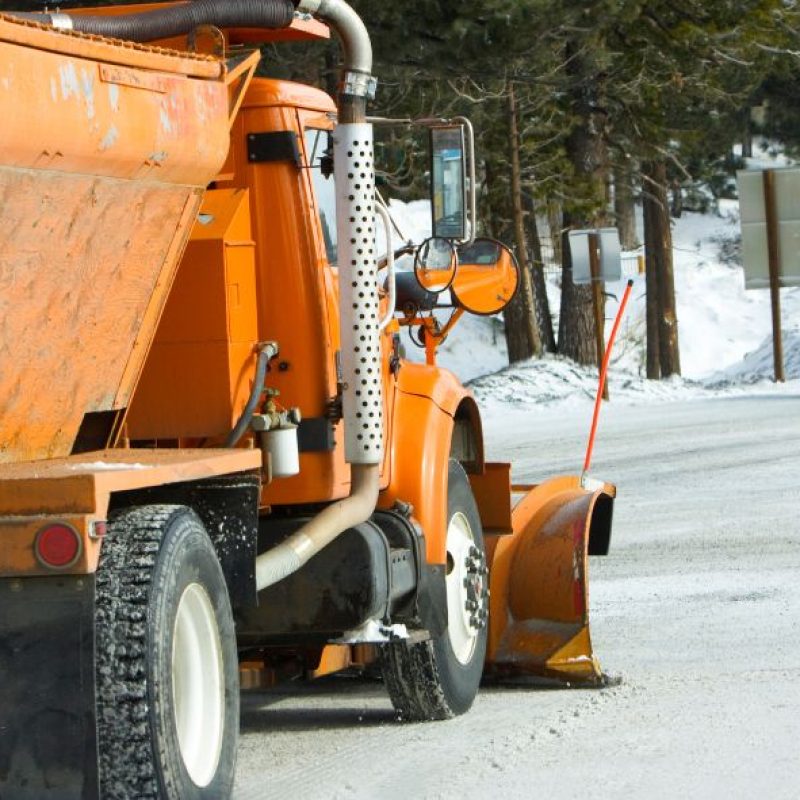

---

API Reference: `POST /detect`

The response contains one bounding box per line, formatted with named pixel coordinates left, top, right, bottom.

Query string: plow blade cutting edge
left=484, top=476, right=615, bottom=684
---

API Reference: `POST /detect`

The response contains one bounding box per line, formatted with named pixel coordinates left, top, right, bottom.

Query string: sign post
left=762, top=169, right=785, bottom=383
left=569, top=228, right=622, bottom=400
left=738, top=166, right=800, bottom=383
left=587, top=232, right=609, bottom=400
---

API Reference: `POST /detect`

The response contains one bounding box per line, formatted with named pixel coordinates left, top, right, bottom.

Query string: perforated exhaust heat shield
left=334, top=123, right=383, bottom=465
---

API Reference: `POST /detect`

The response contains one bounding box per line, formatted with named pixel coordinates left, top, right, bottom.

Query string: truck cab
left=0, top=4, right=615, bottom=798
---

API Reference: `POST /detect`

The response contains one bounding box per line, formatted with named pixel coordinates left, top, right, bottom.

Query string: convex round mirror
left=414, top=236, right=458, bottom=294
left=452, top=238, right=520, bottom=315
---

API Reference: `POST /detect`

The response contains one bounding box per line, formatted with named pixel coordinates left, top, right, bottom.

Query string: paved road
left=235, top=393, right=800, bottom=799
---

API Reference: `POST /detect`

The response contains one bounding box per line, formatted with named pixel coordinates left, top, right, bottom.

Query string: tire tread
left=381, top=639, right=454, bottom=721
left=380, top=460, right=486, bottom=722
left=96, top=505, right=184, bottom=800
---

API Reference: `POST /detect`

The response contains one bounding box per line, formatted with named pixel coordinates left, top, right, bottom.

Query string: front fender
left=379, top=362, right=483, bottom=564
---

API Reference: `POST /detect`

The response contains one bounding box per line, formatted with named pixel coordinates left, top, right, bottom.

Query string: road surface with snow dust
left=235, top=392, right=800, bottom=800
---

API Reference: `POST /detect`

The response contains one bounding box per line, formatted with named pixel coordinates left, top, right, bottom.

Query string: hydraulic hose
left=7, top=0, right=295, bottom=42
left=226, top=342, right=278, bottom=448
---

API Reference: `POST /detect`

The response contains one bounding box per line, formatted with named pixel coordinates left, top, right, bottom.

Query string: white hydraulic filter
left=265, top=425, right=300, bottom=478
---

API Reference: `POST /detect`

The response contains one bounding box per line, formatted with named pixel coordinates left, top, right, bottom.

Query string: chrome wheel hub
left=445, top=512, right=489, bottom=665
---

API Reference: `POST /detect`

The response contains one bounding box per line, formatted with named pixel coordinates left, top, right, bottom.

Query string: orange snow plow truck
left=0, top=2, right=616, bottom=797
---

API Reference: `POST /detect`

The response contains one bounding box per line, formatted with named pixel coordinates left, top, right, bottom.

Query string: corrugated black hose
left=7, top=0, right=297, bottom=42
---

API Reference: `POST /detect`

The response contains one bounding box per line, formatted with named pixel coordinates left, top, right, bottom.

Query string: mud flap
left=0, top=576, right=99, bottom=799
left=484, top=476, right=615, bottom=684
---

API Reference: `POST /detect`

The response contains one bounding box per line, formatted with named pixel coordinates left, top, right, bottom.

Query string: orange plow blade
left=481, top=474, right=615, bottom=684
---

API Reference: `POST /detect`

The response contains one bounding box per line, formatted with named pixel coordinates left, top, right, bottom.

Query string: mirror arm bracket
left=451, top=116, right=477, bottom=247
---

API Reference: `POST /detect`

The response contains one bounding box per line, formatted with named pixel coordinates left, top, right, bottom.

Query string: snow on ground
left=384, top=183, right=799, bottom=392
left=235, top=395, right=800, bottom=800
left=603, top=199, right=800, bottom=384
left=737, top=136, right=796, bottom=171
left=713, top=328, right=800, bottom=383
left=234, top=181, right=800, bottom=800
left=469, top=352, right=798, bottom=418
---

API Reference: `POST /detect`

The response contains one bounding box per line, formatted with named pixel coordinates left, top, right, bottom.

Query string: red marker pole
left=582, top=279, right=634, bottom=483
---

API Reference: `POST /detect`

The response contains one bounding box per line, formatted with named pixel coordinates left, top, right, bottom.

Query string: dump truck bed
left=0, top=15, right=231, bottom=463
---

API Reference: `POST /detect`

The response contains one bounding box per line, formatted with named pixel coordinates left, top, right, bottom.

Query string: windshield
left=305, top=129, right=337, bottom=266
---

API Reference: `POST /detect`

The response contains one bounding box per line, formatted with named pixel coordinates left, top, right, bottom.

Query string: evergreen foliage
left=5, top=0, right=800, bottom=370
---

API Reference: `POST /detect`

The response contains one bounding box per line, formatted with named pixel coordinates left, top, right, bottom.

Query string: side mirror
left=414, top=236, right=458, bottom=293
left=430, top=126, right=467, bottom=241
left=452, top=238, right=519, bottom=315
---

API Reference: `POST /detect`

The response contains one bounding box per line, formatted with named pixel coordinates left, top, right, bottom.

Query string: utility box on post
left=736, top=166, right=800, bottom=382
left=569, top=228, right=622, bottom=284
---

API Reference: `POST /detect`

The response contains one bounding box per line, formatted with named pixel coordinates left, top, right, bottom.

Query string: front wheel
left=381, top=460, right=489, bottom=720
left=96, top=505, right=239, bottom=799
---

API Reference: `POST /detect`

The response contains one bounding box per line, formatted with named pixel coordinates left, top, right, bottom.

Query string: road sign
left=737, top=168, right=796, bottom=382
left=738, top=167, right=800, bottom=290
left=569, top=228, right=622, bottom=285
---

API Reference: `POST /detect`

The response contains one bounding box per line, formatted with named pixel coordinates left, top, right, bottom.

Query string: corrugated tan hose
left=255, top=464, right=378, bottom=589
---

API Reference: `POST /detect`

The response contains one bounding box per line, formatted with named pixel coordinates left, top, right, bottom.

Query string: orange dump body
left=0, top=16, right=231, bottom=463
left=125, top=187, right=261, bottom=441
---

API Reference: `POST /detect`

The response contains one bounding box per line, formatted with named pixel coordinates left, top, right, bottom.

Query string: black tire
left=381, top=460, right=489, bottom=720
left=96, top=505, right=239, bottom=800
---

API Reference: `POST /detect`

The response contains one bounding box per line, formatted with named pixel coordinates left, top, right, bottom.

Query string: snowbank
left=603, top=200, right=800, bottom=383
left=469, top=352, right=798, bottom=418
left=710, top=328, right=800, bottom=384
left=384, top=186, right=800, bottom=393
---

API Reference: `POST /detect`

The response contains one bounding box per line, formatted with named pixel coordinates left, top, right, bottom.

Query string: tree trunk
left=643, top=187, right=661, bottom=379
left=503, top=291, right=533, bottom=363
left=742, top=107, right=753, bottom=159
left=547, top=201, right=563, bottom=268
left=614, top=161, right=639, bottom=250
left=558, top=39, right=609, bottom=366
left=507, top=83, right=542, bottom=359
left=670, top=179, right=683, bottom=219
left=323, top=47, right=338, bottom=99
left=526, top=195, right=556, bottom=353
left=643, top=161, right=681, bottom=378
left=484, top=153, right=529, bottom=364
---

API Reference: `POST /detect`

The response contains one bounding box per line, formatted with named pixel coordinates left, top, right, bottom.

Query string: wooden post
left=588, top=232, right=609, bottom=400
left=762, top=169, right=786, bottom=383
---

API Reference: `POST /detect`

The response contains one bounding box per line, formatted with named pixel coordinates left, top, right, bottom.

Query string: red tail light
left=35, top=524, right=82, bottom=569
